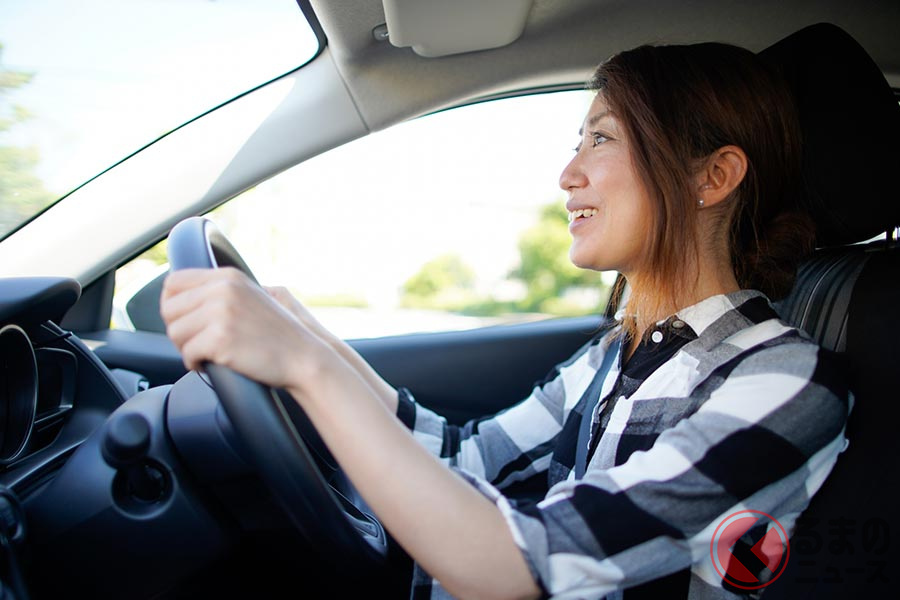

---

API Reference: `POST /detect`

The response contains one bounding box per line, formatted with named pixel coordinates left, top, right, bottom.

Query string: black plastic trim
left=60, top=271, right=113, bottom=332
left=0, top=278, right=81, bottom=329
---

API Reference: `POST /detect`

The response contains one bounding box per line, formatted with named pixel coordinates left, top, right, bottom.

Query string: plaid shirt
left=397, top=290, right=850, bottom=599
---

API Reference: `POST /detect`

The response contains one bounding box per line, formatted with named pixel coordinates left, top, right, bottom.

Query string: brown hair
left=590, top=43, right=815, bottom=340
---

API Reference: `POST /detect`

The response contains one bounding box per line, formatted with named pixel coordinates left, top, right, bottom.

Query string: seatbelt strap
left=574, top=336, right=621, bottom=479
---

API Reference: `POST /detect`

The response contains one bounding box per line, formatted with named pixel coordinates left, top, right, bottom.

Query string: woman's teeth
left=568, top=208, right=599, bottom=222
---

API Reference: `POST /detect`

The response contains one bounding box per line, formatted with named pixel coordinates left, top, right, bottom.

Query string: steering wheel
left=167, top=216, right=388, bottom=569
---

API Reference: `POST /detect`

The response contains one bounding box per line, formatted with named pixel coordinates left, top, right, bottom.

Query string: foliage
left=510, top=201, right=606, bottom=313
left=400, top=201, right=609, bottom=317
left=0, top=43, right=55, bottom=237
left=401, top=254, right=476, bottom=309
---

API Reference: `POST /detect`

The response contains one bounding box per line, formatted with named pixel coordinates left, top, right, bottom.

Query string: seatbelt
left=574, top=336, right=621, bottom=479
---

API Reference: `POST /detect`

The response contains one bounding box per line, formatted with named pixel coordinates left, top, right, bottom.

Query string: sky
left=0, top=0, right=318, bottom=196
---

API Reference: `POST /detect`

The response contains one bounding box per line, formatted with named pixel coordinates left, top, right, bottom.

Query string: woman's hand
left=160, top=267, right=333, bottom=395
left=264, top=285, right=338, bottom=347
left=264, top=284, right=401, bottom=412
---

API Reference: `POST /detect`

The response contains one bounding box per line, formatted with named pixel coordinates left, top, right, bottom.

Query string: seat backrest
left=769, top=241, right=899, bottom=598
left=758, top=23, right=900, bottom=598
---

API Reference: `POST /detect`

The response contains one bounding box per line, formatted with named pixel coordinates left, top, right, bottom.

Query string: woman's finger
left=161, top=279, right=219, bottom=327
left=161, top=268, right=251, bottom=324
left=164, top=297, right=221, bottom=354
left=162, top=267, right=249, bottom=303
left=177, top=322, right=228, bottom=372
left=172, top=294, right=269, bottom=373
left=162, top=268, right=221, bottom=299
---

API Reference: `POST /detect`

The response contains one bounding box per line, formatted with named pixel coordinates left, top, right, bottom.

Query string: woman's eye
left=591, top=133, right=609, bottom=147
left=574, top=132, right=610, bottom=152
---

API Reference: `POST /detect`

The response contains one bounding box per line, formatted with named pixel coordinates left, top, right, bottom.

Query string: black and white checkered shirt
left=397, top=290, right=850, bottom=599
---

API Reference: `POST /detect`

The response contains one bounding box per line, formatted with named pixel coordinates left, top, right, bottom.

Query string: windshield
left=0, top=0, right=320, bottom=241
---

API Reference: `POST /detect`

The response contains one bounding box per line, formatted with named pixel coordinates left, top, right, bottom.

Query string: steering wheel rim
left=167, top=216, right=388, bottom=567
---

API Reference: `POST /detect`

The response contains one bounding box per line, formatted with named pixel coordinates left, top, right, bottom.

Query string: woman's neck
left=626, top=261, right=741, bottom=340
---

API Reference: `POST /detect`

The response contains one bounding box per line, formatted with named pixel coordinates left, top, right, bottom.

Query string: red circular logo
left=709, top=510, right=790, bottom=590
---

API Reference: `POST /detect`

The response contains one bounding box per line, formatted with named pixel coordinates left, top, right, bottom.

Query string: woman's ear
left=696, top=145, right=748, bottom=208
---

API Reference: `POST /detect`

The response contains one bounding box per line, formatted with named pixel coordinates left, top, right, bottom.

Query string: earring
left=697, top=199, right=705, bottom=207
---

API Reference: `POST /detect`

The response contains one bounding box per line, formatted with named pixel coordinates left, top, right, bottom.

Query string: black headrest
left=759, top=23, right=900, bottom=247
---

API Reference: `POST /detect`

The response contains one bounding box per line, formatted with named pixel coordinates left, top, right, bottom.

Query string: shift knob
left=102, top=412, right=151, bottom=470
left=101, top=412, right=165, bottom=502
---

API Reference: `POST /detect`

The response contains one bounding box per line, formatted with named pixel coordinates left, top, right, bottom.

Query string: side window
left=113, top=91, right=616, bottom=339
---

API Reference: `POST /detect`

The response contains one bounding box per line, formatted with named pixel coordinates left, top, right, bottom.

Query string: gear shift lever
left=101, top=412, right=166, bottom=502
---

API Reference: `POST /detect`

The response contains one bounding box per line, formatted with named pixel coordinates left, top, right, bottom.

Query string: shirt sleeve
left=395, top=332, right=608, bottom=490
left=459, top=341, right=850, bottom=598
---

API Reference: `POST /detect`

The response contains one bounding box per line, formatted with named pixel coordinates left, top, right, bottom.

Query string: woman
left=160, top=42, right=849, bottom=599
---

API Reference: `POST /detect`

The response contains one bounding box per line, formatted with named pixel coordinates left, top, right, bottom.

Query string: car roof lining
left=311, top=0, right=900, bottom=133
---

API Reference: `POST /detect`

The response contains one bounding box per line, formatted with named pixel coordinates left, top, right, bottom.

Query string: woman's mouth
left=568, top=208, right=599, bottom=222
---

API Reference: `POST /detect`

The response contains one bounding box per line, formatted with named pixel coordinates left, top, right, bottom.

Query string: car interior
left=0, top=1, right=898, bottom=598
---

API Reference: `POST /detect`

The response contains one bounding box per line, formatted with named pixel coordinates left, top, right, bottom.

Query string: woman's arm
left=460, top=340, right=850, bottom=597
left=160, top=268, right=541, bottom=600
left=264, top=285, right=399, bottom=413
left=299, top=355, right=541, bottom=600
left=270, top=286, right=571, bottom=489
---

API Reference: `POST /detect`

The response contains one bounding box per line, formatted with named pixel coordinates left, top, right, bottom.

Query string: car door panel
left=83, top=315, right=603, bottom=423
left=354, top=315, right=604, bottom=423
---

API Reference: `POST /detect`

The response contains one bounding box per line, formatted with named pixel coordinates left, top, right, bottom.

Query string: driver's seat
left=757, top=23, right=900, bottom=598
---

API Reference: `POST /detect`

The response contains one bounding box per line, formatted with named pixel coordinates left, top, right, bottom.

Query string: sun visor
left=382, top=0, right=533, bottom=57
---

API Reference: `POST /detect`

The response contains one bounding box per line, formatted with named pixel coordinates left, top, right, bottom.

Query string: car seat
left=759, top=23, right=900, bottom=598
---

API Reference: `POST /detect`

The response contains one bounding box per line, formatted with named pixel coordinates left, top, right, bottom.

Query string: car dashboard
left=0, top=278, right=127, bottom=498
left=0, top=277, right=298, bottom=599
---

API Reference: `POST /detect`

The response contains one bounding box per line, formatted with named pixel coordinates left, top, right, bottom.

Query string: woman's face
left=559, top=94, right=653, bottom=277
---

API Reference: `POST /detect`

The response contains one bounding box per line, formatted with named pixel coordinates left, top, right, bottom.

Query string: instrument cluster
left=0, top=324, right=75, bottom=468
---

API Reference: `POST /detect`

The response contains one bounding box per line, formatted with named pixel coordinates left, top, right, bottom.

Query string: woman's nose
left=559, top=153, right=586, bottom=192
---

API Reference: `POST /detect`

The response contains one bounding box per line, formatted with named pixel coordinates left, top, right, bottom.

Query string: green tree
left=0, top=43, right=55, bottom=237
left=400, top=203, right=610, bottom=317
left=511, top=201, right=607, bottom=313
left=402, top=253, right=476, bottom=308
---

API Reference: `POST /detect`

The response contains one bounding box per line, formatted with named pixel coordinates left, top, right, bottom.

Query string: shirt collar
left=672, top=289, right=770, bottom=337
left=614, top=289, right=773, bottom=338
